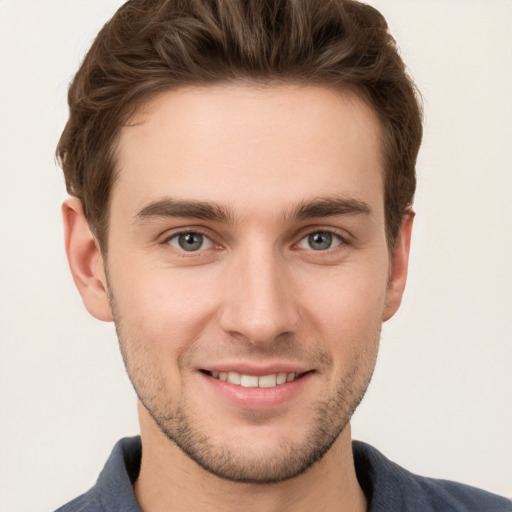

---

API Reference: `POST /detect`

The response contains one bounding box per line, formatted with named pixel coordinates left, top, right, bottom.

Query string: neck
left=133, top=405, right=367, bottom=512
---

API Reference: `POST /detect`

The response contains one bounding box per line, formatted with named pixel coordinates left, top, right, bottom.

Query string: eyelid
left=158, top=225, right=349, bottom=252
left=296, top=231, right=343, bottom=250
left=160, top=227, right=220, bottom=250
left=294, top=226, right=349, bottom=248
left=167, top=232, right=213, bottom=251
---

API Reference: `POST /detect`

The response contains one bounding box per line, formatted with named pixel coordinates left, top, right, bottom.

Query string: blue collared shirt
left=55, top=436, right=511, bottom=511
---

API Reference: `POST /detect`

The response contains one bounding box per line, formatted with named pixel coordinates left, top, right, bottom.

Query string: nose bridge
left=219, top=240, right=298, bottom=345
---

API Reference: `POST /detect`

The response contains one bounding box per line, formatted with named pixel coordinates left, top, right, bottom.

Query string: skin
left=63, top=84, right=413, bottom=512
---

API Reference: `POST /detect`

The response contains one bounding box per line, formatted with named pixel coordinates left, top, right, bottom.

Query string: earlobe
left=62, top=198, right=113, bottom=322
left=382, top=212, right=414, bottom=322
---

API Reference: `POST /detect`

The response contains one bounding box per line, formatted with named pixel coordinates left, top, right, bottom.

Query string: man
left=55, top=0, right=510, bottom=510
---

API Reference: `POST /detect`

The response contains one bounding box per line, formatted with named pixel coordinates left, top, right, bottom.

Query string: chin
left=141, top=391, right=354, bottom=484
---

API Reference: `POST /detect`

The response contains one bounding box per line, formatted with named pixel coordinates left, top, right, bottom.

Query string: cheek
left=298, top=265, right=387, bottom=359
left=109, top=261, right=220, bottom=353
left=302, top=263, right=388, bottom=323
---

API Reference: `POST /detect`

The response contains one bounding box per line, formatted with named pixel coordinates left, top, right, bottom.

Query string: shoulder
left=53, top=492, right=103, bottom=512
left=53, top=437, right=142, bottom=512
left=353, top=441, right=511, bottom=512
left=410, top=475, right=511, bottom=511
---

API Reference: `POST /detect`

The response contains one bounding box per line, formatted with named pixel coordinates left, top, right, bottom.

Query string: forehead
left=113, top=84, right=384, bottom=220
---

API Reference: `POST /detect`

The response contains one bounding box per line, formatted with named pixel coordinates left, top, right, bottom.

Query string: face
left=78, top=85, right=410, bottom=483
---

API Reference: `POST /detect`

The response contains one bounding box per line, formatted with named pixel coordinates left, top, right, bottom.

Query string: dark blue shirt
left=55, top=436, right=511, bottom=511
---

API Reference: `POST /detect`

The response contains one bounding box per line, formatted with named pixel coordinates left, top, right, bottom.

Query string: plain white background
left=0, top=1, right=511, bottom=510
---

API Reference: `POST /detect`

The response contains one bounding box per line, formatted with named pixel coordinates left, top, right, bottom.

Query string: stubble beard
left=109, top=290, right=379, bottom=484
left=137, top=359, right=373, bottom=484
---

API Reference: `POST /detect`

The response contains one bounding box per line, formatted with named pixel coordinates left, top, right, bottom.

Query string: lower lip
left=198, top=371, right=313, bottom=410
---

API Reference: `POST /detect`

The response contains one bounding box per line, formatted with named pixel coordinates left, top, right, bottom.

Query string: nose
left=218, top=246, right=300, bottom=347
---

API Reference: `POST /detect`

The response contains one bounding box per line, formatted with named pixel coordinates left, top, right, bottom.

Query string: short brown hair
left=57, top=0, right=422, bottom=249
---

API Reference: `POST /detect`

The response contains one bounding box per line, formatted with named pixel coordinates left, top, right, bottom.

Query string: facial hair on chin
left=108, top=284, right=379, bottom=484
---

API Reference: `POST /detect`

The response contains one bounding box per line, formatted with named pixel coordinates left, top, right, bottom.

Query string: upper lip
left=198, top=362, right=313, bottom=376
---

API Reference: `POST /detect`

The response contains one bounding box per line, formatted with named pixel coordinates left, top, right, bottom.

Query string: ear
left=62, top=198, right=113, bottom=322
left=382, top=212, right=414, bottom=321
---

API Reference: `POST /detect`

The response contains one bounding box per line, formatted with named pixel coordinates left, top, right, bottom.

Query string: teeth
left=210, top=371, right=299, bottom=387
left=258, top=374, right=277, bottom=387
left=240, top=374, right=259, bottom=387
left=276, top=372, right=287, bottom=385
left=227, top=371, right=241, bottom=385
left=286, top=372, right=296, bottom=382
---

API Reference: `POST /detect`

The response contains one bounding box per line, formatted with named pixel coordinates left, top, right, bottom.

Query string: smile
left=203, top=370, right=303, bottom=388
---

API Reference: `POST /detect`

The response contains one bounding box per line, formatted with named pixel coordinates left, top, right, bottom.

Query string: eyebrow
left=286, top=197, right=372, bottom=222
left=133, top=196, right=372, bottom=225
left=133, top=198, right=233, bottom=224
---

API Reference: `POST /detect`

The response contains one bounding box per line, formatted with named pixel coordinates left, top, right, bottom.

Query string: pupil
left=179, top=233, right=202, bottom=251
left=309, top=232, right=332, bottom=250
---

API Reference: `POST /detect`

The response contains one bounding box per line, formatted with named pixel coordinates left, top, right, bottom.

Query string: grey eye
left=298, top=231, right=341, bottom=251
left=168, top=232, right=212, bottom=252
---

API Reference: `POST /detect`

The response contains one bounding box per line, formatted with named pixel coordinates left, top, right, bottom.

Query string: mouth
left=200, top=370, right=311, bottom=388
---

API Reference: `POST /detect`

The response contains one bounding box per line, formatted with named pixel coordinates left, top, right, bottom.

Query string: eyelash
left=296, top=230, right=344, bottom=251
left=161, top=227, right=348, bottom=254
left=163, top=229, right=217, bottom=254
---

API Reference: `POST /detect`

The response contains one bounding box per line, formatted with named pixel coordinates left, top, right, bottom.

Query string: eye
left=297, top=231, right=342, bottom=251
left=166, top=232, right=213, bottom=252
